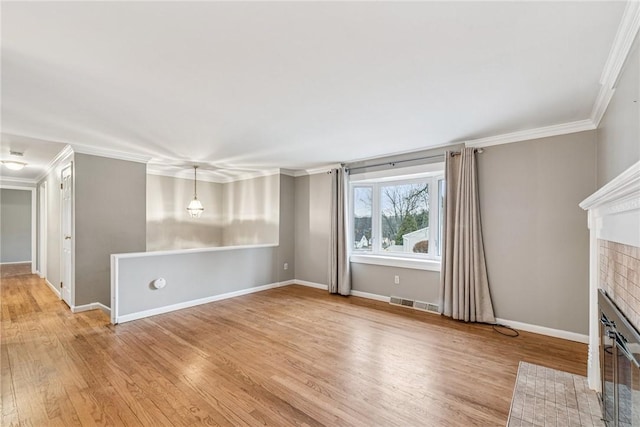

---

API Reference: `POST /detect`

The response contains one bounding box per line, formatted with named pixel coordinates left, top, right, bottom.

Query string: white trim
left=0, top=260, right=31, bottom=265
left=72, top=302, right=111, bottom=315
left=592, top=2, right=640, bottom=126
left=590, top=86, right=616, bottom=129
left=31, top=187, right=36, bottom=274
left=45, top=278, right=61, bottom=298
left=38, top=181, right=47, bottom=279
left=347, top=289, right=587, bottom=343
left=495, top=318, right=589, bottom=344
left=35, top=145, right=74, bottom=183
left=147, top=165, right=283, bottom=184
left=112, top=243, right=278, bottom=259
left=464, top=119, right=596, bottom=149
left=71, top=144, right=150, bottom=164
left=0, top=177, right=37, bottom=186
left=599, top=2, right=640, bottom=89
left=115, top=281, right=287, bottom=324
left=111, top=254, right=118, bottom=324
left=350, top=254, right=441, bottom=272
left=293, top=280, right=329, bottom=290
left=580, top=160, right=640, bottom=211
left=293, top=163, right=342, bottom=177
left=350, top=290, right=390, bottom=302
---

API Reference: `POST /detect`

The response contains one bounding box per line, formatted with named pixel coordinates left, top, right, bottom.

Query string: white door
left=39, top=182, right=47, bottom=280
left=61, top=165, right=73, bottom=306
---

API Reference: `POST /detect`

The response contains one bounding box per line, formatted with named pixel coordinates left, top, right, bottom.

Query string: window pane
left=380, top=182, right=429, bottom=255
left=353, top=187, right=372, bottom=251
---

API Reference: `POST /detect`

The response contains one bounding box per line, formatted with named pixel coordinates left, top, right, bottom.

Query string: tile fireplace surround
left=599, top=240, right=640, bottom=331
left=580, top=160, right=640, bottom=391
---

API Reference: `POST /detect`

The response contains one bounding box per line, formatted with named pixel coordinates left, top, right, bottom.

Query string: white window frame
left=349, top=169, right=444, bottom=270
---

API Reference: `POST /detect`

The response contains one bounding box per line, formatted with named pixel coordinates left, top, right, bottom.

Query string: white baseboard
left=0, top=261, right=31, bottom=265
left=45, top=279, right=61, bottom=298
left=495, top=318, right=589, bottom=344
left=72, top=302, right=111, bottom=315
left=347, top=288, right=588, bottom=344
left=293, top=280, right=329, bottom=290
left=350, top=290, right=391, bottom=302
left=116, top=281, right=288, bottom=324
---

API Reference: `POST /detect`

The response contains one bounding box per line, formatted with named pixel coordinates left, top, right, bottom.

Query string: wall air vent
left=390, top=296, right=414, bottom=307
left=414, top=301, right=439, bottom=313
left=391, top=297, right=439, bottom=314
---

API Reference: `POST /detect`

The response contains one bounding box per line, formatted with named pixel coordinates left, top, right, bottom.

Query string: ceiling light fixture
left=186, top=165, right=204, bottom=218
left=2, top=160, right=27, bottom=171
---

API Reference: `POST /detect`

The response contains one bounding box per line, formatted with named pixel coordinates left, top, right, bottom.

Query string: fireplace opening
left=599, top=289, right=640, bottom=426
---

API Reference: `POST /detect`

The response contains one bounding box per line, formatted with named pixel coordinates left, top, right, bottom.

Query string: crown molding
left=34, top=144, right=74, bottom=183
left=464, top=119, right=596, bottom=149
left=292, top=163, right=342, bottom=177
left=591, top=1, right=640, bottom=126
left=599, top=1, right=640, bottom=89
left=147, top=164, right=283, bottom=184
left=71, top=144, right=151, bottom=164
left=0, top=176, right=37, bottom=187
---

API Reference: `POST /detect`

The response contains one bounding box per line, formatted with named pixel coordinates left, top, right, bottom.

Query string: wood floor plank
left=1, top=274, right=588, bottom=426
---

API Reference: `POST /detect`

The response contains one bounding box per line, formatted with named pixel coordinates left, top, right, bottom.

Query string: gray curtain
left=330, top=167, right=351, bottom=295
left=439, top=148, right=495, bottom=323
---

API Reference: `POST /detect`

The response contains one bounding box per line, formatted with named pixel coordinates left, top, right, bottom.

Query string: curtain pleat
left=330, top=167, right=351, bottom=295
left=439, top=148, right=495, bottom=323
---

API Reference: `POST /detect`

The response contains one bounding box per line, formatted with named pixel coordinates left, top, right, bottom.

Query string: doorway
left=61, top=164, right=73, bottom=307
left=39, top=181, right=47, bottom=279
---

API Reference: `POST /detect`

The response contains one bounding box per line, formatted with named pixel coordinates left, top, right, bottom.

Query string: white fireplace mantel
left=580, top=160, right=640, bottom=390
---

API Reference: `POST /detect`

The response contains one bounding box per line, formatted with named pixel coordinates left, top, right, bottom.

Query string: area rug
left=507, top=361, right=604, bottom=427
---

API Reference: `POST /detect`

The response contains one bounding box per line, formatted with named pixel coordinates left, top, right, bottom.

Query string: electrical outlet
left=394, top=275, right=400, bottom=285
left=284, top=262, right=288, bottom=270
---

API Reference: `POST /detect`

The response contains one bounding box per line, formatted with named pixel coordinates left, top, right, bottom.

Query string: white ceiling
left=0, top=1, right=627, bottom=180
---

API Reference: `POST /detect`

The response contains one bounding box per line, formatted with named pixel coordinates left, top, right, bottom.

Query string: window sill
left=350, top=254, right=441, bottom=272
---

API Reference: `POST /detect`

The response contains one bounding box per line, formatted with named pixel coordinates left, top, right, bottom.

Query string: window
left=350, top=169, right=444, bottom=262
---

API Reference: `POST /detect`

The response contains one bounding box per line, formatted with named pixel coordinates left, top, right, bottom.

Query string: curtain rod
left=345, top=148, right=483, bottom=173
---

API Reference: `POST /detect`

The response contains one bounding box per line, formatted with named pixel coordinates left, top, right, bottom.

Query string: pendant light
left=186, top=165, right=204, bottom=218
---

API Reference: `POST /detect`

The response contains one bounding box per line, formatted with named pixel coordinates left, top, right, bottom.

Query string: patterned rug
left=507, top=362, right=604, bottom=427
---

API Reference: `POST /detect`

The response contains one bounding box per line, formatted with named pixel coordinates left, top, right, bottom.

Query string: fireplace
left=599, top=288, right=640, bottom=426
left=580, top=160, right=640, bottom=395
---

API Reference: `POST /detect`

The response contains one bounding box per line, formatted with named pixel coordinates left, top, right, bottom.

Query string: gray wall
left=74, top=154, right=146, bottom=307
left=294, top=172, right=332, bottom=285
left=478, top=131, right=597, bottom=334
left=116, top=245, right=278, bottom=318
left=278, top=174, right=295, bottom=282
left=222, top=174, right=279, bottom=246
left=0, top=189, right=31, bottom=263
left=147, top=174, right=223, bottom=251
left=351, top=263, right=440, bottom=303
left=597, top=36, right=640, bottom=187
left=293, top=132, right=597, bottom=335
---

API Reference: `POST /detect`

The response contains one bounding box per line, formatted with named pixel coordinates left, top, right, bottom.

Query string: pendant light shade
left=186, top=165, right=204, bottom=218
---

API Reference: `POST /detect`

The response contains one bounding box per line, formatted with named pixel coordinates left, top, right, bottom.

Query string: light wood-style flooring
left=1, top=273, right=587, bottom=426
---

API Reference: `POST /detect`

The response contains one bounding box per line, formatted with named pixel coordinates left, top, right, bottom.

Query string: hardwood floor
left=1, top=274, right=587, bottom=426
left=0, top=263, right=31, bottom=279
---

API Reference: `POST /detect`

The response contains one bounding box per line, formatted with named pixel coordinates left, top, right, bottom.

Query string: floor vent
left=391, top=297, right=439, bottom=314
left=426, top=303, right=439, bottom=313
left=414, top=301, right=439, bottom=313
left=390, top=296, right=414, bottom=307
